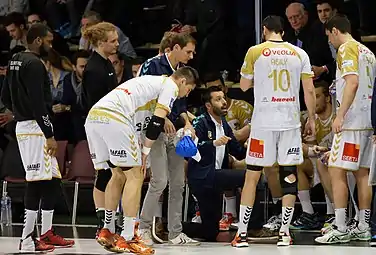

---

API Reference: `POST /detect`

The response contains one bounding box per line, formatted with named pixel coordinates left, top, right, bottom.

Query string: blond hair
left=159, top=31, right=178, bottom=53
left=82, top=22, right=117, bottom=48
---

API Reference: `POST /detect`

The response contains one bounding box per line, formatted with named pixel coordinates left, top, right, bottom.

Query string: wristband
left=142, top=146, right=151, bottom=155
left=307, top=147, right=316, bottom=157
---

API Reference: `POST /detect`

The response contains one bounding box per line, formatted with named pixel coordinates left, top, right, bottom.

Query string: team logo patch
left=249, top=138, right=264, bottom=158
left=342, top=142, right=360, bottom=163
left=208, top=131, right=213, bottom=139
left=262, top=48, right=271, bottom=57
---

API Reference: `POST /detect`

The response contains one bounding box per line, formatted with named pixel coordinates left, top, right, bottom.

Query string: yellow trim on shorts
left=89, top=108, right=128, bottom=124
left=16, top=133, right=44, bottom=137
left=341, top=128, right=373, bottom=131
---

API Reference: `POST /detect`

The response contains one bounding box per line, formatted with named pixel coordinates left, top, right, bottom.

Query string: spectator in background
left=130, top=57, right=144, bottom=78
left=108, top=52, right=133, bottom=84
left=61, top=50, right=90, bottom=143
left=27, top=13, right=71, bottom=58
left=316, top=0, right=338, bottom=24
left=4, top=12, right=28, bottom=50
left=79, top=11, right=136, bottom=59
left=41, top=48, right=74, bottom=143
left=0, top=0, right=29, bottom=16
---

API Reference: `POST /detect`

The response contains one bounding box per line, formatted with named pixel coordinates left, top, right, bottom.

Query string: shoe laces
left=49, top=230, right=66, bottom=242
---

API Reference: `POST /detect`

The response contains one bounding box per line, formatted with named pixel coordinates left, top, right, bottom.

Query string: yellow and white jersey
left=241, top=41, right=313, bottom=131
left=226, top=99, right=253, bottom=130
left=315, top=112, right=335, bottom=148
left=335, top=40, right=376, bottom=130
left=91, top=75, right=178, bottom=126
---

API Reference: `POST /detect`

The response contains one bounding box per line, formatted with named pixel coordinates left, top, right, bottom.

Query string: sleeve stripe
left=240, top=72, right=254, bottom=80
left=341, top=72, right=359, bottom=78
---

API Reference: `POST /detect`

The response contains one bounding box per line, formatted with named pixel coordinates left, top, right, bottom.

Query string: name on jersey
left=110, top=149, right=127, bottom=158
left=271, top=59, right=288, bottom=66
left=271, top=96, right=296, bottom=102
left=262, top=48, right=296, bottom=57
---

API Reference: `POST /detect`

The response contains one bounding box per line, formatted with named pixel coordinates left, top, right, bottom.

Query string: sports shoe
left=219, top=213, right=234, bottom=231
left=315, top=225, right=350, bottom=244
left=370, top=235, right=376, bottom=247
left=19, top=233, right=55, bottom=253
left=138, top=228, right=154, bottom=246
left=323, top=214, right=335, bottom=228
left=231, top=232, right=248, bottom=248
left=191, top=214, right=202, bottom=224
left=169, top=233, right=200, bottom=246
left=230, top=221, right=239, bottom=229
left=97, top=228, right=115, bottom=247
left=349, top=225, right=371, bottom=241
left=263, top=214, right=282, bottom=231
left=129, top=236, right=155, bottom=254
left=290, top=212, right=322, bottom=230
left=248, top=228, right=279, bottom=241
left=346, top=218, right=358, bottom=231
left=277, top=232, right=292, bottom=246
left=40, top=229, right=75, bottom=248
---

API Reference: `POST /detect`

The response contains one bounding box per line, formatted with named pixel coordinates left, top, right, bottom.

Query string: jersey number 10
left=269, top=69, right=291, bottom=92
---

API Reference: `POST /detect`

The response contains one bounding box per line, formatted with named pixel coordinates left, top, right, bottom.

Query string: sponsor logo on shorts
left=27, top=163, right=41, bottom=171
left=110, top=149, right=127, bottom=158
left=271, top=96, right=296, bottom=102
left=342, top=142, right=360, bottom=163
left=249, top=138, right=264, bottom=158
left=287, top=147, right=300, bottom=155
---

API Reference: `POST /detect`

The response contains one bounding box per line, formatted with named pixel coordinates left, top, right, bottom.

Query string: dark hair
left=170, top=33, right=196, bottom=49
left=314, top=80, right=330, bottom=97
left=27, top=13, right=45, bottom=22
left=42, top=48, right=73, bottom=72
left=26, top=23, right=51, bottom=44
left=324, top=14, right=351, bottom=34
left=72, top=49, right=90, bottom=65
left=172, top=66, right=200, bottom=86
left=82, top=10, right=102, bottom=22
left=4, top=12, right=26, bottom=28
left=262, top=15, right=284, bottom=35
left=316, top=0, right=337, bottom=10
left=202, top=72, right=225, bottom=88
left=129, top=56, right=144, bottom=66
left=202, top=86, right=223, bottom=104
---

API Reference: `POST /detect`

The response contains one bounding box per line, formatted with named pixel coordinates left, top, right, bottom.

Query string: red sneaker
left=19, top=233, right=55, bottom=253
left=40, top=229, right=75, bottom=248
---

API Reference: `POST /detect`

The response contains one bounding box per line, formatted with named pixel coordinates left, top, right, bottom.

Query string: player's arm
left=1, top=76, right=13, bottom=111
left=24, top=60, right=54, bottom=139
left=234, top=124, right=250, bottom=143
left=226, top=122, right=246, bottom=160
left=240, top=48, right=255, bottom=92
left=371, top=82, right=376, bottom=135
left=300, top=52, right=316, bottom=120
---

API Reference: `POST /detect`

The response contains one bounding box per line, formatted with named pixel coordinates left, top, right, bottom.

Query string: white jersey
left=241, top=41, right=313, bottom=131
left=92, top=75, right=179, bottom=128
left=335, top=39, right=376, bottom=130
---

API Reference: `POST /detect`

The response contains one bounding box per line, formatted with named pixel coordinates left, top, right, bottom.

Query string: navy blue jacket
left=139, top=54, right=187, bottom=127
left=187, top=112, right=246, bottom=188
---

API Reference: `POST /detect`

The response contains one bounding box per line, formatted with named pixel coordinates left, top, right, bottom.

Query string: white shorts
left=16, top=121, right=61, bottom=182
left=85, top=109, right=141, bottom=170
left=245, top=128, right=303, bottom=167
left=328, top=130, right=372, bottom=171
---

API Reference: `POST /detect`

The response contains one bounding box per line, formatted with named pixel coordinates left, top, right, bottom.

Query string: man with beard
left=1, top=23, right=74, bottom=253
left=187, top=86, right=247, bottom=242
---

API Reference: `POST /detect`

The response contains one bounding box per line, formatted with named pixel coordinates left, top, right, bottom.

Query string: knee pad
left=95, top=169, right=112, bottom=192
left=279, top=166, right=298, bottom=196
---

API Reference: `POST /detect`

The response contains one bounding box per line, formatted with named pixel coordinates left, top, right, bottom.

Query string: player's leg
left=348, top=130, right=373, bottom=241
left=263, top=166, right=283, bottom=231
left=347, top=172, right=360, bottom=224
left=232, top=129, right=276, bottom=248
left=93, top=169, right=112, bottom=235
left=315, top=131, right=355, bottom=244
left=277, top=128, right=304, bottom=246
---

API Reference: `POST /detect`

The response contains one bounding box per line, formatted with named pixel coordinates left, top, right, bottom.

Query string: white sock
left=325, top=194, right=334, bottom=215
left=358, top=209, right=371, bottom=229
left=224, top=196, right=237, bottom=218
left=121, top=216, right=136, bottom=241
left=272, top=197, right=281, bottom=204
left=335, top=208, right=347, bottom=232
left=280, top=207, right=294, bottom=235
left=347, top=173, right=359, bottom=220
left=237, top=205, right=252, bottom=234
left=104, top=210, right=116, bottom=233
left=155, top=201, right=163, bottom=218
left=298, top=190, right=314, bottom=214
left=41, top=210, right=54, bottom=235
left=21, top=210, right=38, bottom=240
left=96, top=208, right=105, bottom=212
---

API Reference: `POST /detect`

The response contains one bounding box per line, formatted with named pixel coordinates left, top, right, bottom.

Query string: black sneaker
left=370, top=235, right=376, bottom=247
left=248, top=228, right=279, bottom=241
left=290, top=212, right=322, bottom=230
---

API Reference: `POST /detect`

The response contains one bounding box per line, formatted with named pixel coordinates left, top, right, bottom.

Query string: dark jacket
left=372, top=81, right=376, bottom=135
left=187, top=111, right=246, bottom=188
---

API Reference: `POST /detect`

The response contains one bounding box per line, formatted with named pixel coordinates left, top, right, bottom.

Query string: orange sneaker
left=231, top=232, right=249, bottom=248
left=97, top=228, right=115, bottom=247
left=126, top=238, right=155, bottom=255
left=107, top=236, right=132, bottom=253
left=219, top=213, right=234, bottom=231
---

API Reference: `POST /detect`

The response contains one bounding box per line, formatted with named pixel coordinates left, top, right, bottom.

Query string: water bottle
left=1, top=189, right=12, bottom=226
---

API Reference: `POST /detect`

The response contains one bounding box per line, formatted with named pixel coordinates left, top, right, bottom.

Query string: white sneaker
left=169, top=233, right=201, bottom=246
left=321, top=222, right=334, bottom=235
left=230, top=221, right=239, bottom=229
left=191, top=215, right=202, bottom=223
left=277, top=232, right=292, bottom=246
left=349, top=225, right=371, bottom=241
left=263, top=214, right=282, bottom=231
left=138, top=229, right=154, bottom=246
left=315, top=226, right=350, bottom=244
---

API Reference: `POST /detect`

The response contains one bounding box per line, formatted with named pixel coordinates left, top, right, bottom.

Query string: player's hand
left=319, top=151, right=331, bottom=165
left=140, top=153, right=148, bottom=178
left=0, top=111, right=14, bottom=127
left=372, top=135, right=376, bottom=144
left=184, top=123, right=196, bottom=140
left=214, top=136, right=231, bottom=147
left=46, top=137, right=57, bottom=157
left=164, top=118, right=176, bottom=135
left=312, top=65, right=325, bottom=78
left=305, top=118, right=316, bottom=137
left=332, top=115, right=344, bottom=134
left=313, top=145, right=329, bottom=154
left=52, top=104, right=66, bottom=113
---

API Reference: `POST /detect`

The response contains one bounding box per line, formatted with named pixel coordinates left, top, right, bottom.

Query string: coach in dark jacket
left=187, top=86, right=263, bottom=241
